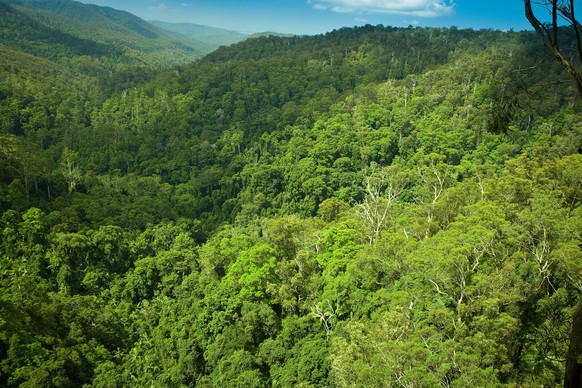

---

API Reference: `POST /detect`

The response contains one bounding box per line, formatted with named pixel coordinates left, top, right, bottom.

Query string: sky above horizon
left=77, top=0, right=541, bottom=35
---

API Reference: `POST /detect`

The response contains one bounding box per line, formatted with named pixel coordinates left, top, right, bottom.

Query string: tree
left=356, top=163, right=405, bottom=244
left=524, top=0, right=582, bottom=99
left=60, top=147, right=80, bottom=194
left=524, top=1, right=582, bottom=385
left=311, top=300, right=338, bottom=340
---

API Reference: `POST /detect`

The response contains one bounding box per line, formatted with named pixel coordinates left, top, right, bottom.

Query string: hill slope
left=2, top=0, right=210, bottom=67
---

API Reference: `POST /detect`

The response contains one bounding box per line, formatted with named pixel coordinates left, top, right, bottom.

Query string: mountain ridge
left=149, top=20, right=248, bottom=49
left=150, top=20, right=297, bottom=50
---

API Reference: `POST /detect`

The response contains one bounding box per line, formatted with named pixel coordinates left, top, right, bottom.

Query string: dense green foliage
left=1, top=0, right=209, bottom=68
left=1, top=8, right=582, bottom=386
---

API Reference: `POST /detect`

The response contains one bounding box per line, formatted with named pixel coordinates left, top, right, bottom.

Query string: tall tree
left=524, top=1, right=582, bottom=386
left=524, top=0, right=582, bottom=98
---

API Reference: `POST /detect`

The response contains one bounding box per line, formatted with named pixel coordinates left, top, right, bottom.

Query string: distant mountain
left=1, top=0, right=211, bottom=67
left=150, top=20, right=296, bottom=50
left=149, top=20, right=247, bottom=49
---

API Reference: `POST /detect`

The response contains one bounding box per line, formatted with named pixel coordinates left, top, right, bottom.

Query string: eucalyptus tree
left=523, top=1, right=582, bottom=385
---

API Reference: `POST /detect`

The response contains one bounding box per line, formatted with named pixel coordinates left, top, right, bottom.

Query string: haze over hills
left=149, top=20, right=249, bottom=49
left=1, top=0, right=582, bottom=387
left=150, top=20, right=297, bottom=51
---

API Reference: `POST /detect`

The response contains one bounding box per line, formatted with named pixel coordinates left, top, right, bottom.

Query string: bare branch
left=311, top=300, right=338, bottom=340
left=552, top=0, right=559, bottom=47
left=525, top=0, right=582, bottom=99
left=357, top=165, right=405, bottom=244
left=568, top=0, right=582, bottom=66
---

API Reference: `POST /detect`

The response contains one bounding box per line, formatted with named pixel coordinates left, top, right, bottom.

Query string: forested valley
left=1, top=0, right=582, bottom=386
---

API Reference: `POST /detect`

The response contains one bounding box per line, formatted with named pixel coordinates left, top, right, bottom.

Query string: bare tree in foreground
left=524, top=0, right=582, bottom=98
left=523, top=1, right=582, bottom=386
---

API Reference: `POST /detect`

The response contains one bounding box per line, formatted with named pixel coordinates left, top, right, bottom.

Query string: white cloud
left=148, top=2, right=168, bottom=11
left=308, top=0, right=455, bottom=17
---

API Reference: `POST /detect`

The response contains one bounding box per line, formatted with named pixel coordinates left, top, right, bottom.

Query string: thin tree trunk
left=524, top=0, right=582, bottom=99
left=565, top=295, right=582, bottom=387
left=523, top=2, right=582, bottom=385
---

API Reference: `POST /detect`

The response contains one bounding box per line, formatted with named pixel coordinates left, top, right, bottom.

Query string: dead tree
left=523, top=1, right=582, bottom=386
left=524, top=0, right=582, bottom=98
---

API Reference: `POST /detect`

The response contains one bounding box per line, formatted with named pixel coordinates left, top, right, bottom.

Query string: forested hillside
left=1, top=12, right=582, bottom=387
left=1, top=0, right=210, bottom=68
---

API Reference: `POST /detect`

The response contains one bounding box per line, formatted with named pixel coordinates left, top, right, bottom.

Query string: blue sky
left=77, top=0, right=539, bottom=35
